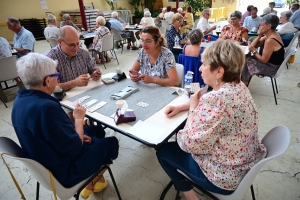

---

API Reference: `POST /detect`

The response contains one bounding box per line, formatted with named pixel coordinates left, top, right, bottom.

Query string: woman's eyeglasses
left=43, top=72, right=60, bottom=86
left=230, top=17, right=238, bottom=21
left=139, top=39, right=154, bottom=44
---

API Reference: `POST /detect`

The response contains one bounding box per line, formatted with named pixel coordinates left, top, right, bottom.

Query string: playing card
left=87, top=101, right=107, bottom=112
left=137, top=102, right=149, bottom=108
left=82, top=99, right=98, bottom=108
left=73, top=96, right=90, bottom=106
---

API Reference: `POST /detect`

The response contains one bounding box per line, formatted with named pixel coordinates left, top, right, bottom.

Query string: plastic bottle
left=184, top=71, right=193, bottom=88
left=130, top=46, right=132, bottom=53
left=207, top=35, right=212, bottom=42
left=174, top=36, right=179, bottom=47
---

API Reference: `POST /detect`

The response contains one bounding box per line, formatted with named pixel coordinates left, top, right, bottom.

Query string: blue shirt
left=243, top=16, right=261, bottom=30
left=110, top=18, right=124, bottom=34
left=13, top=27, right=36, bottom=57
left=290, top=9, right=300, bottom=29
left=12, top=89, right=118, bottom=187
left=166, top=25, right=183, bottom=52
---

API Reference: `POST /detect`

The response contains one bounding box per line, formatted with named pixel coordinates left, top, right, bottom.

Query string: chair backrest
left=284, top=31, right=300, bottom=51
left=165, top=17, right=172, bottom=25
left=0, top=55, right=18, bottom=82
left=48, top=38, right=58, bottom=48
left=111, top=28, right=124, bottom=41
left=100, top=34, right=114, bottom=52
left=161, top=20, right=169, bottom=28
left=0, top=137, right=90, bottom=200
left=159, top=27, right=166, bottom=37
left=273, top=47, right=296, bottom=78
left=175, top=63, right=184, bottom=88
left=193, top=19, right=199, bottom=29
left=210, top=126, right=290, bottom=200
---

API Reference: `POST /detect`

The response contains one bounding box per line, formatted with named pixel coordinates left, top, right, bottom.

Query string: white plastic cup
left=116, top=100, right=126, bottom=109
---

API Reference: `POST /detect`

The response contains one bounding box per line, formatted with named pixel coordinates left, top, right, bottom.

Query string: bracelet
left=187, top=110, right=194, bottom=116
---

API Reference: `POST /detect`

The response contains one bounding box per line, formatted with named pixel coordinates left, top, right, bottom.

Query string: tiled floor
left=0, top=37, right=300, bottom=200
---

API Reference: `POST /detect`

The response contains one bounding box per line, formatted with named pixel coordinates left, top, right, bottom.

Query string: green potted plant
left=184, top=0, right=211, bottom=17
left=129, top=0, right=142, bottom=24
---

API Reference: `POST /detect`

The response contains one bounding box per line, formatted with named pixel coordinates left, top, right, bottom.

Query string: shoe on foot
left=93, top=178, right=108, bottom=192
left=131, top=46, right=138, bottom=50
left=80, top=188, right=93, bottom=199
left=127, top=45, right=131, bottom=49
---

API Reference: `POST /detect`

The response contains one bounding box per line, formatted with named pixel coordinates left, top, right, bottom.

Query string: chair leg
left=36, top=182, right=40, bottom=200
left=112, top=50, right=119, bottom=64
left=160, top=180, right=173, bottom=200
left=270, top=78, right=278, bottom=105
left=286, top=62, right=289, bottom=69
left=105, top=166, right=122, bottom=200
left=250, top=184, right=256, bottom=200
left=175, top=179, right=186, bottom=200
left=274, top=78, right=278, bottom=94
left=0, top=96, right=8, bottom=108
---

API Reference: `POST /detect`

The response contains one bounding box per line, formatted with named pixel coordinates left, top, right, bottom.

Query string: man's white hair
left=111, top=11, right=119, bottom=18
left=144, top=11, right=151, bottom=17
left=177, top=7, right=183, bottom=12
left=16, top=53, right=57, bottom=89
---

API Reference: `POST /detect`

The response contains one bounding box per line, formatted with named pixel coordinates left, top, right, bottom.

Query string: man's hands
left=74, top=74, right=90, bottom=87
left=73, top=103, right=86, bottom=120
left=91, top=69, right=102, bottom=80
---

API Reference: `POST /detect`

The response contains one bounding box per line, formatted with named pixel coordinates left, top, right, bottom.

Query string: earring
left=216, top=79, right=218, bottom=86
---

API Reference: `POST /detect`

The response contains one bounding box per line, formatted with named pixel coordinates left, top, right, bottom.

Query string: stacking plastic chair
left=95, top=34, right=119, bottom=69
left=209, top=8, right=219, bottom=22
left=0, top=55, right=18, bottom=108
left=159, top=27, right=167, bottom=37
left=48, top=38, right=59, bottom=48
left=193, top=19, right=200, bottom=29
left=160, top=126, right=290, bottom=200
left=218, top=7, right=227, bottom=21
left=111, top=28, right=130, bottom=54
left=161, top=20, right=169, bottom=28
left=284, top=31, right=300, bottom=52
left=175, top=63, right=184, bottom=88
left=0, top=137, right=122, bottom=200
left=248, top=47, right=296, bottom=105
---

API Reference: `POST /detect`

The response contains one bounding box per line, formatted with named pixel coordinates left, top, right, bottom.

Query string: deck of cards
left=137, top=102, right=149, bottom=108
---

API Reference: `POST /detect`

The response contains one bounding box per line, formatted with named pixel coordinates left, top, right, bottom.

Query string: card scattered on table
left=82, top=99, right=98, bottom=108
left=73, top=96, right=90, bottom=106
left=137, top=102, right=149, bottom=108
left=87, top=101, right=107, bottom=112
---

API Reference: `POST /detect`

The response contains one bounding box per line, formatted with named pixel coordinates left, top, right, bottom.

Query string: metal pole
left=78, top=0, right=87, bottom=30
left=176, top=0, right=179, bottom=10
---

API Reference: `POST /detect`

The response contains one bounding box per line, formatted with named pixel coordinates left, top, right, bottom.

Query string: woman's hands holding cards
left=129, top=70, right=141, bottom=82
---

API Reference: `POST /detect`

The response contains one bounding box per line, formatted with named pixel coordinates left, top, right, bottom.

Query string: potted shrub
left=184, top=0, right=211, bottom=18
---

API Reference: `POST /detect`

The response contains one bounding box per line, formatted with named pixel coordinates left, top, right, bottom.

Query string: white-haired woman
left=92, top=16, right=111, bottom=64
left=60, top=14, right=80, bottom=31
left=12, top=53, right=119, bottom=199
left=277, top=11, right=298, bottom=46
left=135, top=11, right=155, bottom=41
left=157, top=40, right=267, bottom=200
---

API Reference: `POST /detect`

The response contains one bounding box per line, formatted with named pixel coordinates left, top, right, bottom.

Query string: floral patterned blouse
left=93, top=26, right=111, bottom=51
left=177, top=82, right=267, bottom=190
left=136, top=47, right=176, bottom=78
left=219, top=25, right=248, bottom=42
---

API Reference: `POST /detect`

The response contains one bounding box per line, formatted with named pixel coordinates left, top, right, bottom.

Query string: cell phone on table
left=129, top=70, right=141, bottom=76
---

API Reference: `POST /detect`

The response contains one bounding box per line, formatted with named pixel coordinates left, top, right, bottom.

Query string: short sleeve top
left=220, top=25, right=248, bottom=42
left=136, top=47, right=176, bottom=78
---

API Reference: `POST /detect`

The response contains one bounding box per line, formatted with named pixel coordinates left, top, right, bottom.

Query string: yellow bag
left=288, top=54, right=295, bottom=64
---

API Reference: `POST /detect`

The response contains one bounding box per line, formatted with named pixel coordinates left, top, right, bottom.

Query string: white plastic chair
left=284, top=31, right=300, bottom=52
left=0, top=137, right=122, bottom=200
left=160, top=126, right=290, bottom=200
left=95, top=34, right=119, bottom=69
left=248, top=47, right=296, bottom=105
left=111, top=28, right=130, bottom=54
left=175, top=63, right=184, bottom=88
left=159, top=27, right=166, bottom=37
left=0, top=55, right=19, bottom=108
left=193, top=19, right=200, bottom=29
left=48, top=38, right=59, bottom=48
left=161, top=20, right=169, bottom=28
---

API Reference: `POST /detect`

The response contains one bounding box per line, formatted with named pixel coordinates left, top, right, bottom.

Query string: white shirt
left=277, top=22, right=298, bottom=35
left=142, top=17, right=155, bottom=27
left=164, top=12, right=174, bottom=19
left=197, top=17, right=212, bottom=35
left=44, top=24, right=60, bottom=39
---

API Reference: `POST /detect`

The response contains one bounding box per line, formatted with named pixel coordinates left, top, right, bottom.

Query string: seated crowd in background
left=243, top=7, right=261, bottom=31
left=180, top=6, right=194, bottom=36
left=129, top=26, right=179, bottom=87
left=60, top=14, right=80, bottom=31
left=278, top=11, right=298, bottom=46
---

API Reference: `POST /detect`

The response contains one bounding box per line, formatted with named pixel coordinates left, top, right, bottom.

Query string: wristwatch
left=187, top=110, right=194, bottom=116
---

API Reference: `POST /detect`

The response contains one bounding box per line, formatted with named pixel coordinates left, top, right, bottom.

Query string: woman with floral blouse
left=129, top=26, right=179, bottom=87
left=157, top=40, right=267, bottom=200
left=219, top=11, right=248, bottom=43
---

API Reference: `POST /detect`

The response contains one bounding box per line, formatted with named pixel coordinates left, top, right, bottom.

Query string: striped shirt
left=44, top=45, right=97, bottom=83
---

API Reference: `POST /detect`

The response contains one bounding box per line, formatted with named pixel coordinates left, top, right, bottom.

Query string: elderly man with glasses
left=45, top=26, right=101, bottom=92
left=290, top=3, right=300, bottom=30
left=196, top=9, right=217, bottom=36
